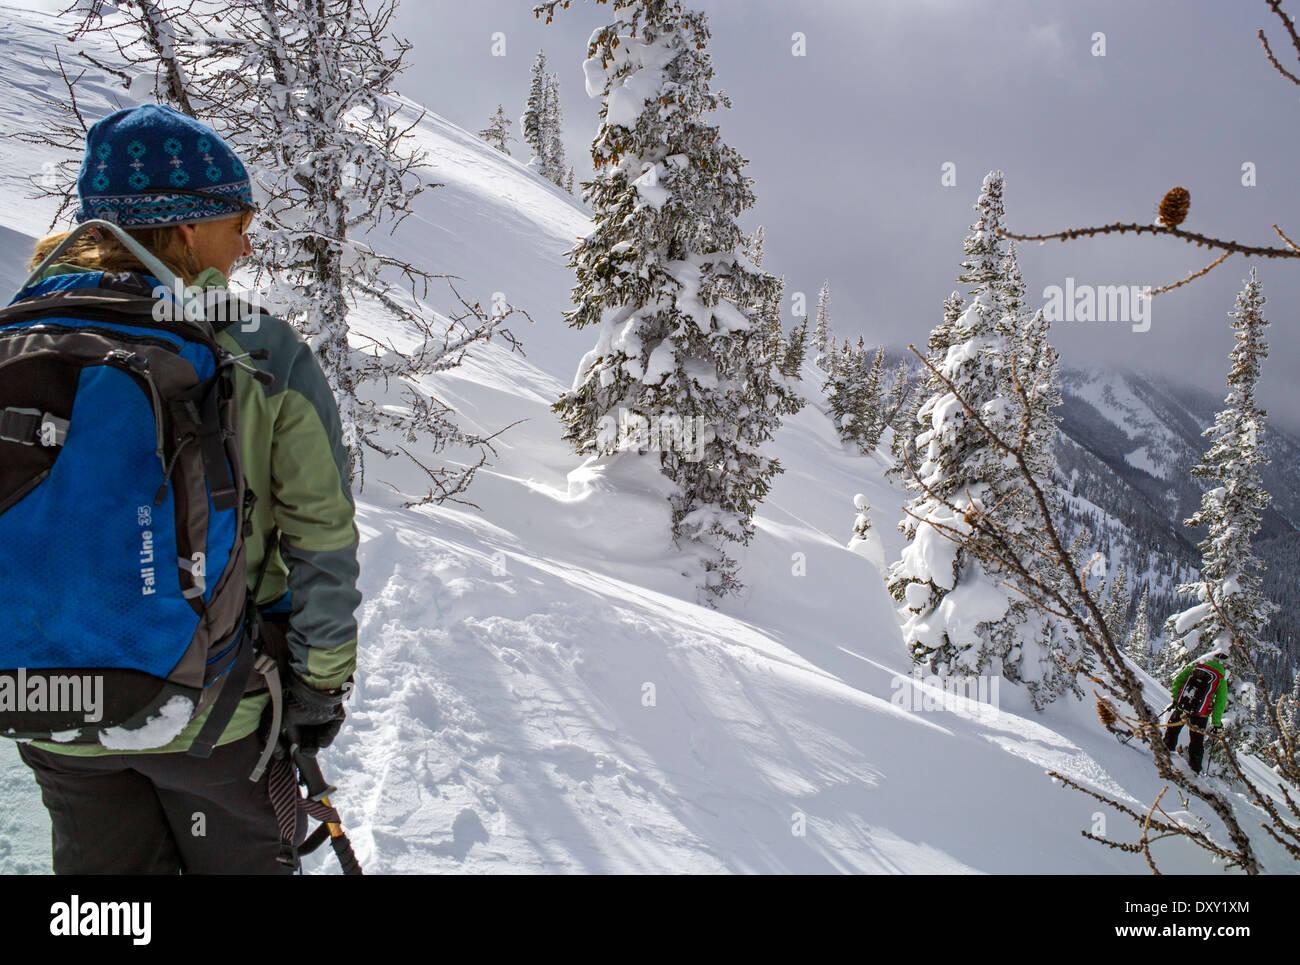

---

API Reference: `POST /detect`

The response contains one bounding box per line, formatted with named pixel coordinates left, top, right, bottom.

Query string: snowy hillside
left=0, top=3, right=1295, bottom=874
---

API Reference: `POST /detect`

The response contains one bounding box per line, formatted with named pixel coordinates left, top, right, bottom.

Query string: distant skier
left=1163, top=648, right=1229, bottom=774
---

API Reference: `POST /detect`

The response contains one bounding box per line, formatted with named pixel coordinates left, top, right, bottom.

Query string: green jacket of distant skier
left=1171, top=657, right=1229, bottom=727
left=27, top=262, right=361, bottom=757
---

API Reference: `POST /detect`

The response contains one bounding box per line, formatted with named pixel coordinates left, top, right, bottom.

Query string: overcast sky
left=394, top=0, right=1300, bottom=430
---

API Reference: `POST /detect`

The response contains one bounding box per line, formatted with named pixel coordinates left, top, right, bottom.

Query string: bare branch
left=997, top=221, right=1300, bottom=260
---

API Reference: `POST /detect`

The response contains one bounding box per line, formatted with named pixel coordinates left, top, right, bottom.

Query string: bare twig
left=1273, top=223, right=1300, bottom=252
left=1260, top=0, right=1300, bottom=84
left=1147, top=251, right=1233, bottom=296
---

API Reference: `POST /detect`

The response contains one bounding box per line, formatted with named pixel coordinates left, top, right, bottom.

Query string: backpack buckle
left=0, top=407, right=39, bottom=445
left=0, top=407, right=66, bottom=447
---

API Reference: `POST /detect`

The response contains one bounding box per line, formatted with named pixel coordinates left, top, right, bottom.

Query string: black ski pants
left=1163, top=709, right=1210, bottom=774
left=18, top=729, right=298, bottom=874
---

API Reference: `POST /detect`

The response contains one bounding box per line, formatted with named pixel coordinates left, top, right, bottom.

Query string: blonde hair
left=28, top=224, right=203, bottom=287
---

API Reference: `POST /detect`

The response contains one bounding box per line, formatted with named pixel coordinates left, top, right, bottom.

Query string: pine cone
left=1096, top=697, right=1119, bottom=729
left=1157, top=186, right=1190, bottom=228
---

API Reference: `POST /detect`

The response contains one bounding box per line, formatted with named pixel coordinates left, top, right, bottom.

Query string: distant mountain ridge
left=1055, top=363, right=1298, bottom=675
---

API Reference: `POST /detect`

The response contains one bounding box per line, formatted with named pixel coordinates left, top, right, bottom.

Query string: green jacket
left=1171, top=657, right=1229, bottom=727
left=31, top=264, right=361, bottom=756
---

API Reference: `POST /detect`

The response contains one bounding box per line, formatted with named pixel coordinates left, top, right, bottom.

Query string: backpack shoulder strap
left=18, top=219, right=206, bottom=322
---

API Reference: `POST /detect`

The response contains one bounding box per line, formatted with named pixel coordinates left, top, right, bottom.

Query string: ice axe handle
left=331, top=832, right=363, bottom=876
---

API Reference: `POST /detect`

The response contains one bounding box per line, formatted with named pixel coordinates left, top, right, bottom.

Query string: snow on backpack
left=0, top=219, right=282, bottom=769
left=1175, top=662, right=1223, bottom=717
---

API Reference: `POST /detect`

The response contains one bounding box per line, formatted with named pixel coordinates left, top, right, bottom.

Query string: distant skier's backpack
left=0, top=219, right=272, bottom=755
left=1175, top=662, right=1224, bottom=717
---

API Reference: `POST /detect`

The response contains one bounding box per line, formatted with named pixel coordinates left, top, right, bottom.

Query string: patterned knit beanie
left=74, top=103, right=254, bottom=228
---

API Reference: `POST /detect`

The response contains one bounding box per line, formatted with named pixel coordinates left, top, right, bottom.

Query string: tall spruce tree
left=812, top=280, right=833, bottom=373
left=1124, top=585, right=1152, bottom=672
left=887, top=171, right=1077, bottom=706
left=858, top=344, right=888, bottom=450
left=541, top=71, right=568, bottom=187
left=522, top=50, right=549, bottom=162
left=543, top=0, right=797, bottom=603
left=1163, top=268, right=1280, bottom=760
left=1102, top=561, right=1130, bottom=644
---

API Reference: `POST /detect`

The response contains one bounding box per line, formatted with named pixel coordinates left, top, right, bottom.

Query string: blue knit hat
left=74, top=103, right=254, bottom=228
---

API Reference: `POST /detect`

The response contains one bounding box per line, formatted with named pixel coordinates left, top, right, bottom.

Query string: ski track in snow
left=0, top=3, right=1295, bottom=874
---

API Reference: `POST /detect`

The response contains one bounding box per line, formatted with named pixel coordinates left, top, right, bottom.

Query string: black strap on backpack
left=187, top=525, right=282, bottom=761
left=174, top=375, right=239, bottom=513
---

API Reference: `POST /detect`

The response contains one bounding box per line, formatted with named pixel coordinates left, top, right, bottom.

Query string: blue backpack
left=0, top=219, right=280, bottom=767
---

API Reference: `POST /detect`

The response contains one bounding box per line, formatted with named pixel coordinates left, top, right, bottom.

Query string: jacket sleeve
left=268, top=334, right=362, bottom=692
left=1212, top=678, right=1229, bottom=727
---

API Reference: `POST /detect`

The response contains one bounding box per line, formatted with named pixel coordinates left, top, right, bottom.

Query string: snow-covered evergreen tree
left=522, top=50, right=549, bottom=163
left=1124, top=585, right=1152, bottom=671
left=887, top=171, right=1078, bottom=707
left=480, top=104, right=514, bottom=155
left=823, top=341, right=860, bottom=438
left=780, top=316, right=808, bottom=378
left=858, top=344, right=887, bottom=450
left=544, top=0, right=797, bottom=603
left=1163, top=268, right=1280, bottom=760
left=1102, top=561, right=1130, bottom=644
left=541, top=71, right=568, bottom=187
left=824, top=338, right=887, bottom=452
left=812, top=281, right=833, bottom=373
left=565, top=166, right=576, bottom=194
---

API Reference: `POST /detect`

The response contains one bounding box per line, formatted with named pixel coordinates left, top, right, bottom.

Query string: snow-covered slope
left=0, top=4, right=1294, bottom=874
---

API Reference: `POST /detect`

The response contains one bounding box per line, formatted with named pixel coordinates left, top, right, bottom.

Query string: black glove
left=283, top=673, right=352, bottom=755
